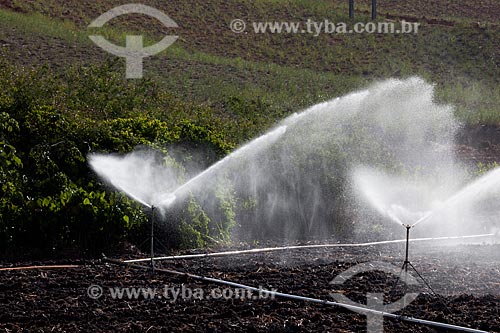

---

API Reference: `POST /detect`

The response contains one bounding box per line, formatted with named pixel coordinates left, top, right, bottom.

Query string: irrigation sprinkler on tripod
left=131, top=201, right=157, bottom=275
left=382, top=209, right=433, bottom=283
left=115, top=200, right=158, bottom=274
left=399, top=223, right=431, bottom=286
left=129, top=200, right=157, bottom=275
left=355, top=165, right=500, bottom=300
left=148, top=198, right=177, bottom=275
left=400, top=209, right=433, bottom=275
left=392, top=213, right=445, bottom=310
left=150, top=205, right=156, bottom=274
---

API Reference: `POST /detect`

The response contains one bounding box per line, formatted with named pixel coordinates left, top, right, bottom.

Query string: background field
left=1, top=0, right=499, bottom=129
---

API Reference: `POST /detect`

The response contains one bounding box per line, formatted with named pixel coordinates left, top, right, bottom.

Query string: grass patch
left=0, top=9, right=83, bottom=43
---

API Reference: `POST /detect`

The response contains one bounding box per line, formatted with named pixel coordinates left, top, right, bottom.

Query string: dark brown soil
left=1, top=243, right=499, bottom=332
left=456, top=125, right=500, bottom=165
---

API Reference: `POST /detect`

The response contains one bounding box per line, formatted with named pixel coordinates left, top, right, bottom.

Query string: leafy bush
left=0, top=60, right=236, bottom=258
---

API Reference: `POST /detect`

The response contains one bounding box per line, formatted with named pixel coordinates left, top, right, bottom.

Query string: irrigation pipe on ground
left=124, top=233, right=495, bottom=263
left=104, top=256, right=489, bottom=333
left=0, top=265, right=80, bottom=272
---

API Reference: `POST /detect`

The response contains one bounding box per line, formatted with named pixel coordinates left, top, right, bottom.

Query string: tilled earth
left=1, top=242, right=499, bottom=332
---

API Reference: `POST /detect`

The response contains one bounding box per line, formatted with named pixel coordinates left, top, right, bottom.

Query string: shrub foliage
left=0, top=61, right=235, bottom=257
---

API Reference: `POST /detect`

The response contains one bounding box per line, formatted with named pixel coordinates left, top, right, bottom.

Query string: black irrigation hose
left=103, top=256, right=489, bottom=333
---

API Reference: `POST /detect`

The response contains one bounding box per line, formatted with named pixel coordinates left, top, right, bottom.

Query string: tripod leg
left=407, top=262, right=438, bottom=296
left=154, top=238, right=170, bottom=254
left=407, top=262, right=452, bottom=315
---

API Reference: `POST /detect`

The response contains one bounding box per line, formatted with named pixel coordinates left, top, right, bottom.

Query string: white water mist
left=89, top=77, right=500, bottom=243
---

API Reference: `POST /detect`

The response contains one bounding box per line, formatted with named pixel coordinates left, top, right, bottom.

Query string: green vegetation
left=0, top=0, right=498, bottom=256
left=0, top=61, right=236, bottom=257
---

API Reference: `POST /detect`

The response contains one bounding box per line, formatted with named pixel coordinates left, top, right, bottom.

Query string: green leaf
left=12, top=156, right=22, bottom=167
left=83, top=198, right=91, bottom=205
left=123, top=215, right=129, bottom=224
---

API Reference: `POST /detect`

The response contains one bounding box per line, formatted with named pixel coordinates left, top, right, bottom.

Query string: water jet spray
left=84, top=78, right=498, bottom=330
left=155, top=125, right=287, bottom=208
left=89, top=124, right=289, bottom=274
left=354, top=164, right=500, bottom=308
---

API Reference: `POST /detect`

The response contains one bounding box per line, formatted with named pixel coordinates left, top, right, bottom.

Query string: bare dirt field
left=1, top=243, right=499, bottom=332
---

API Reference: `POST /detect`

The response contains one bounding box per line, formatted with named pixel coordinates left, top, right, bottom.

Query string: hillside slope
left=0, top=0, right=498, bottom=128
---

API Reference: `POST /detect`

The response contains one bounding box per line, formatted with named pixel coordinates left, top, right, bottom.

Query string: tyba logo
left=89, top=4, right=178, bottom=78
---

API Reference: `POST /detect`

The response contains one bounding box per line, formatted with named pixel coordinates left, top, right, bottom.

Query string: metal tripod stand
left=393, top=225, right=447, bottom=312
